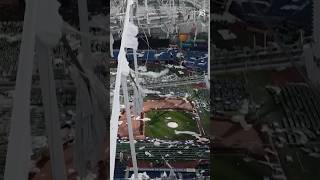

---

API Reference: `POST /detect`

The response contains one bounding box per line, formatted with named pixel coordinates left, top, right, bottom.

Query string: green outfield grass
left=145, top=110, right=199, bottom=140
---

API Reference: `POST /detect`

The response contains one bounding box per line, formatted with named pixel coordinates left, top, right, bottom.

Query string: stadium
left=109, top=0, right=210, bottom=178
left=0, top=0, right=209, bottom=180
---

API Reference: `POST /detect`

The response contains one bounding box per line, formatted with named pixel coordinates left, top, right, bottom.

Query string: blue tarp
left=144, top=50, right=156, bottom=61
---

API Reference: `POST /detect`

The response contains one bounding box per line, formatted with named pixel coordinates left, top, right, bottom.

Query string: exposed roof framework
left=110, top=0, right=209, bottom=38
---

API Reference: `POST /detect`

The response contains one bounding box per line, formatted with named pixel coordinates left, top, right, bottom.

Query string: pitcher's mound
left=167, top=122, right=178, bottom=128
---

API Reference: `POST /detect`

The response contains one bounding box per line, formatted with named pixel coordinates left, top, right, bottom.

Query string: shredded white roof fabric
left=110, top=0, right=139, bottom=179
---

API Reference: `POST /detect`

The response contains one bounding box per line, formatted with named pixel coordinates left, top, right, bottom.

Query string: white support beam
left=121, top=75, right=139, bottom=179
left=37, top=39, right=67, bottom=180
left=110, top=0, right=139, bottom=179
left=4, top=0, right=38, bottom=179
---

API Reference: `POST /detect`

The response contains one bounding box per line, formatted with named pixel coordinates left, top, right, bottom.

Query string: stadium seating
left=116, top=142, right=209, bottom=161
left=212, top=79, right=247, bottom=112
left=276, top=84, right=320, bottom=144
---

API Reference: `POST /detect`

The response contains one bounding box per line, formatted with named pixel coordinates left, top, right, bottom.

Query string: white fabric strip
left=110, top=0, right=139, bottom=179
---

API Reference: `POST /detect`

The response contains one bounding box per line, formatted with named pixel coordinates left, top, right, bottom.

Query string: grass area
left=212, top=154, right=272, bottom=180
left=145, top=110, right=199, bottom=140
